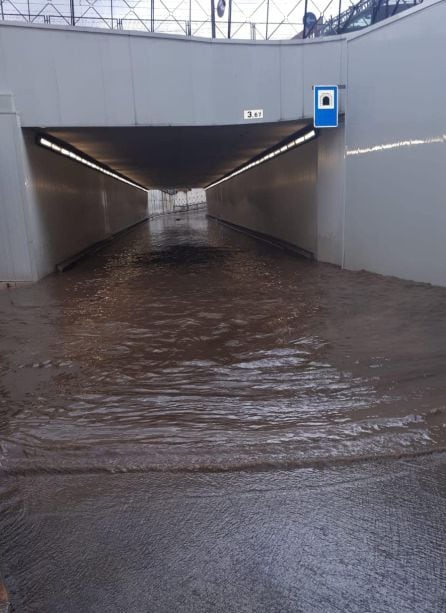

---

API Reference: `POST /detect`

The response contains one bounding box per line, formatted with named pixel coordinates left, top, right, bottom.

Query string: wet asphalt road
left=0, top=211, right=445, bottom=611
left=1, top=455, right=446, bottom=612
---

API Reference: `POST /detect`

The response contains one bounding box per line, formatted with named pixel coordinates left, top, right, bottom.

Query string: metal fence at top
left=0, top=0, right=422, bottom=39
left=0, top=0, right=311, bottom=39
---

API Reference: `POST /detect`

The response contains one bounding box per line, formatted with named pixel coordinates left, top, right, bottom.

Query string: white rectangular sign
left=244, top=109, right=264, bottom=120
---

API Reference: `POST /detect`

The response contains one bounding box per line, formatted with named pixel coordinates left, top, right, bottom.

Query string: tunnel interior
left=42, top=121, right=311, bottom=189
left=16, top=119, right=334, bottom=282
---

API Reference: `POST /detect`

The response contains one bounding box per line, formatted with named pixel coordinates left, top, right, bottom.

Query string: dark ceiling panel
left=47, top=121, right=310, bottom=188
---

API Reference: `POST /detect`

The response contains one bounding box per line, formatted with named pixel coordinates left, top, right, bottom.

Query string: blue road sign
left=217, top=0, right=226, bottom=17
left=314, top=85, right=338, bottom=128
left=304, top=12, right=317, bottom=32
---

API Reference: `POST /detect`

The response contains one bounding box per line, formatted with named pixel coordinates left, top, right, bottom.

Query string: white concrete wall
left=0, top=96, right=35, bottom=283
left=316, top=126, right=345, bottom=266
left=22, top=131, right=148, bottom=279
left=343, top=0, right=446, bottom=286
left=148, top=190, right=170, bottom=217
left=208, top=0, right=446, bottom=286
left=0, top=125, right=148, bottom=282
left=207, top=128, right=345, bottom=264
left=0, top=21, right=345, bottom=128
left=207, top=138, right=318, bottom=256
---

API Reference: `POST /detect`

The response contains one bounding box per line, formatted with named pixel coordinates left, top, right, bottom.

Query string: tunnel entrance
left=41, top=120, right=312, bottom=190
left=13, top=118, right=322, bottom=283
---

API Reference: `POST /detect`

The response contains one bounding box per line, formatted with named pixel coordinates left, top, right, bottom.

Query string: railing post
left=227, top=0, right=232, bottom=38
left=1, top=0, right=5, bottom=20
left=189, top=0, right=192, bottom=35
left=210, top=0, right=216, bottom=38
left=70, top=0, right=75, bottom=26
left=150, top=0, right=154, bottom=32
left=265, top=0, right=269, bottom=39
left=371, top=0, right=383, bottom=24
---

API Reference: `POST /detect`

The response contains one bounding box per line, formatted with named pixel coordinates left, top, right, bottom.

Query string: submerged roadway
left=0, top=211, right=445, bottom=612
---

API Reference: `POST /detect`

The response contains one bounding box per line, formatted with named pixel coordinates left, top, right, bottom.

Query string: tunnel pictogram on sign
left=314, top=85, right=338, bottom=128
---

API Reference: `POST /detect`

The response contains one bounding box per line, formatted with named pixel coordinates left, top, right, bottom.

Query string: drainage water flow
left=0, top=212, right=446, bottom=474
left=1, top=211, right=446, bottom=612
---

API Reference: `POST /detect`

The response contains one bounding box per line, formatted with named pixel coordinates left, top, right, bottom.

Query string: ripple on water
left=1, top=212, right=446, bottom=473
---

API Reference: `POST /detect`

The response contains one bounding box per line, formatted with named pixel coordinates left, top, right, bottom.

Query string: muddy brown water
left=1, top=212, right=445, bottom=473
left=0, top=211, right=445, bottom=612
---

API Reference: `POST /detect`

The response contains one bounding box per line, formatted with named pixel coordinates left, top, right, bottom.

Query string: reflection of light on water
left=2, top=212, right=446, bottom=473
left=346, top=134, right=446, bottom=156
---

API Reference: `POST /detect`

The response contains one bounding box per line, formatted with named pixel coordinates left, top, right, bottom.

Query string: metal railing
left=312, top=0, right=420, bottom=36
left=0, top=0, right=423, bottom=39
left=0, top=0, right=309, bottom=39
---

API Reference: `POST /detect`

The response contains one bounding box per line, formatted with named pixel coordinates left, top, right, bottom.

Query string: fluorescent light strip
left=38, top=136, right=149, bottom=193
left=205, top=129, right=317, bottom=191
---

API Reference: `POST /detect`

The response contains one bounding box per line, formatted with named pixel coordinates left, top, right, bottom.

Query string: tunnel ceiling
left=45, top=122, right=309, bottom=189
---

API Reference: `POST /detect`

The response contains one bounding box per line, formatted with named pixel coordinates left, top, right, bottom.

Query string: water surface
left=1, top=211, right=445, bottom=473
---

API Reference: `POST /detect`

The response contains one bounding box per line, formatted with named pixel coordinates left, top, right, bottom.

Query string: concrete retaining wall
left=0, top=98, right=34, bottom=283
left=208, top=0, right=446, bottom=287
left=23, top=131, right=148, bottom=280
left=207, top=138, right=318, bottom=256
left=343, top=0, right=446, bottom=286
left=207, top=127, right=345, bottom=266
left=0, top=123, right=148, bottom=283
left=0, top=21, right=345, bottom=128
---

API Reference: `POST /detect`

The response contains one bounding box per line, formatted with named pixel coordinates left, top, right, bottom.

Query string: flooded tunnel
left=1, top=5, right=446, bottom=609
left=1, top=210, right=446, bottom=612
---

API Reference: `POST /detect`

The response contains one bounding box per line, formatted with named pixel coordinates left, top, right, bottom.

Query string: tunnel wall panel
left=206, top=1, right=446, bottom=287
left=22, top=133, right=148, bottom=280
left=0, top=105, right=35, bottom=283
left=0, top=22, right=345, bottom=128
left=343, top=0, right=446, bottom=286
left=315, top=127, right=345, bottom=266
left=207, top=140, right=319, bottom=256
left=105, top=179, right=148, bottom=236
left=207, top=129, right=345, bottom=266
